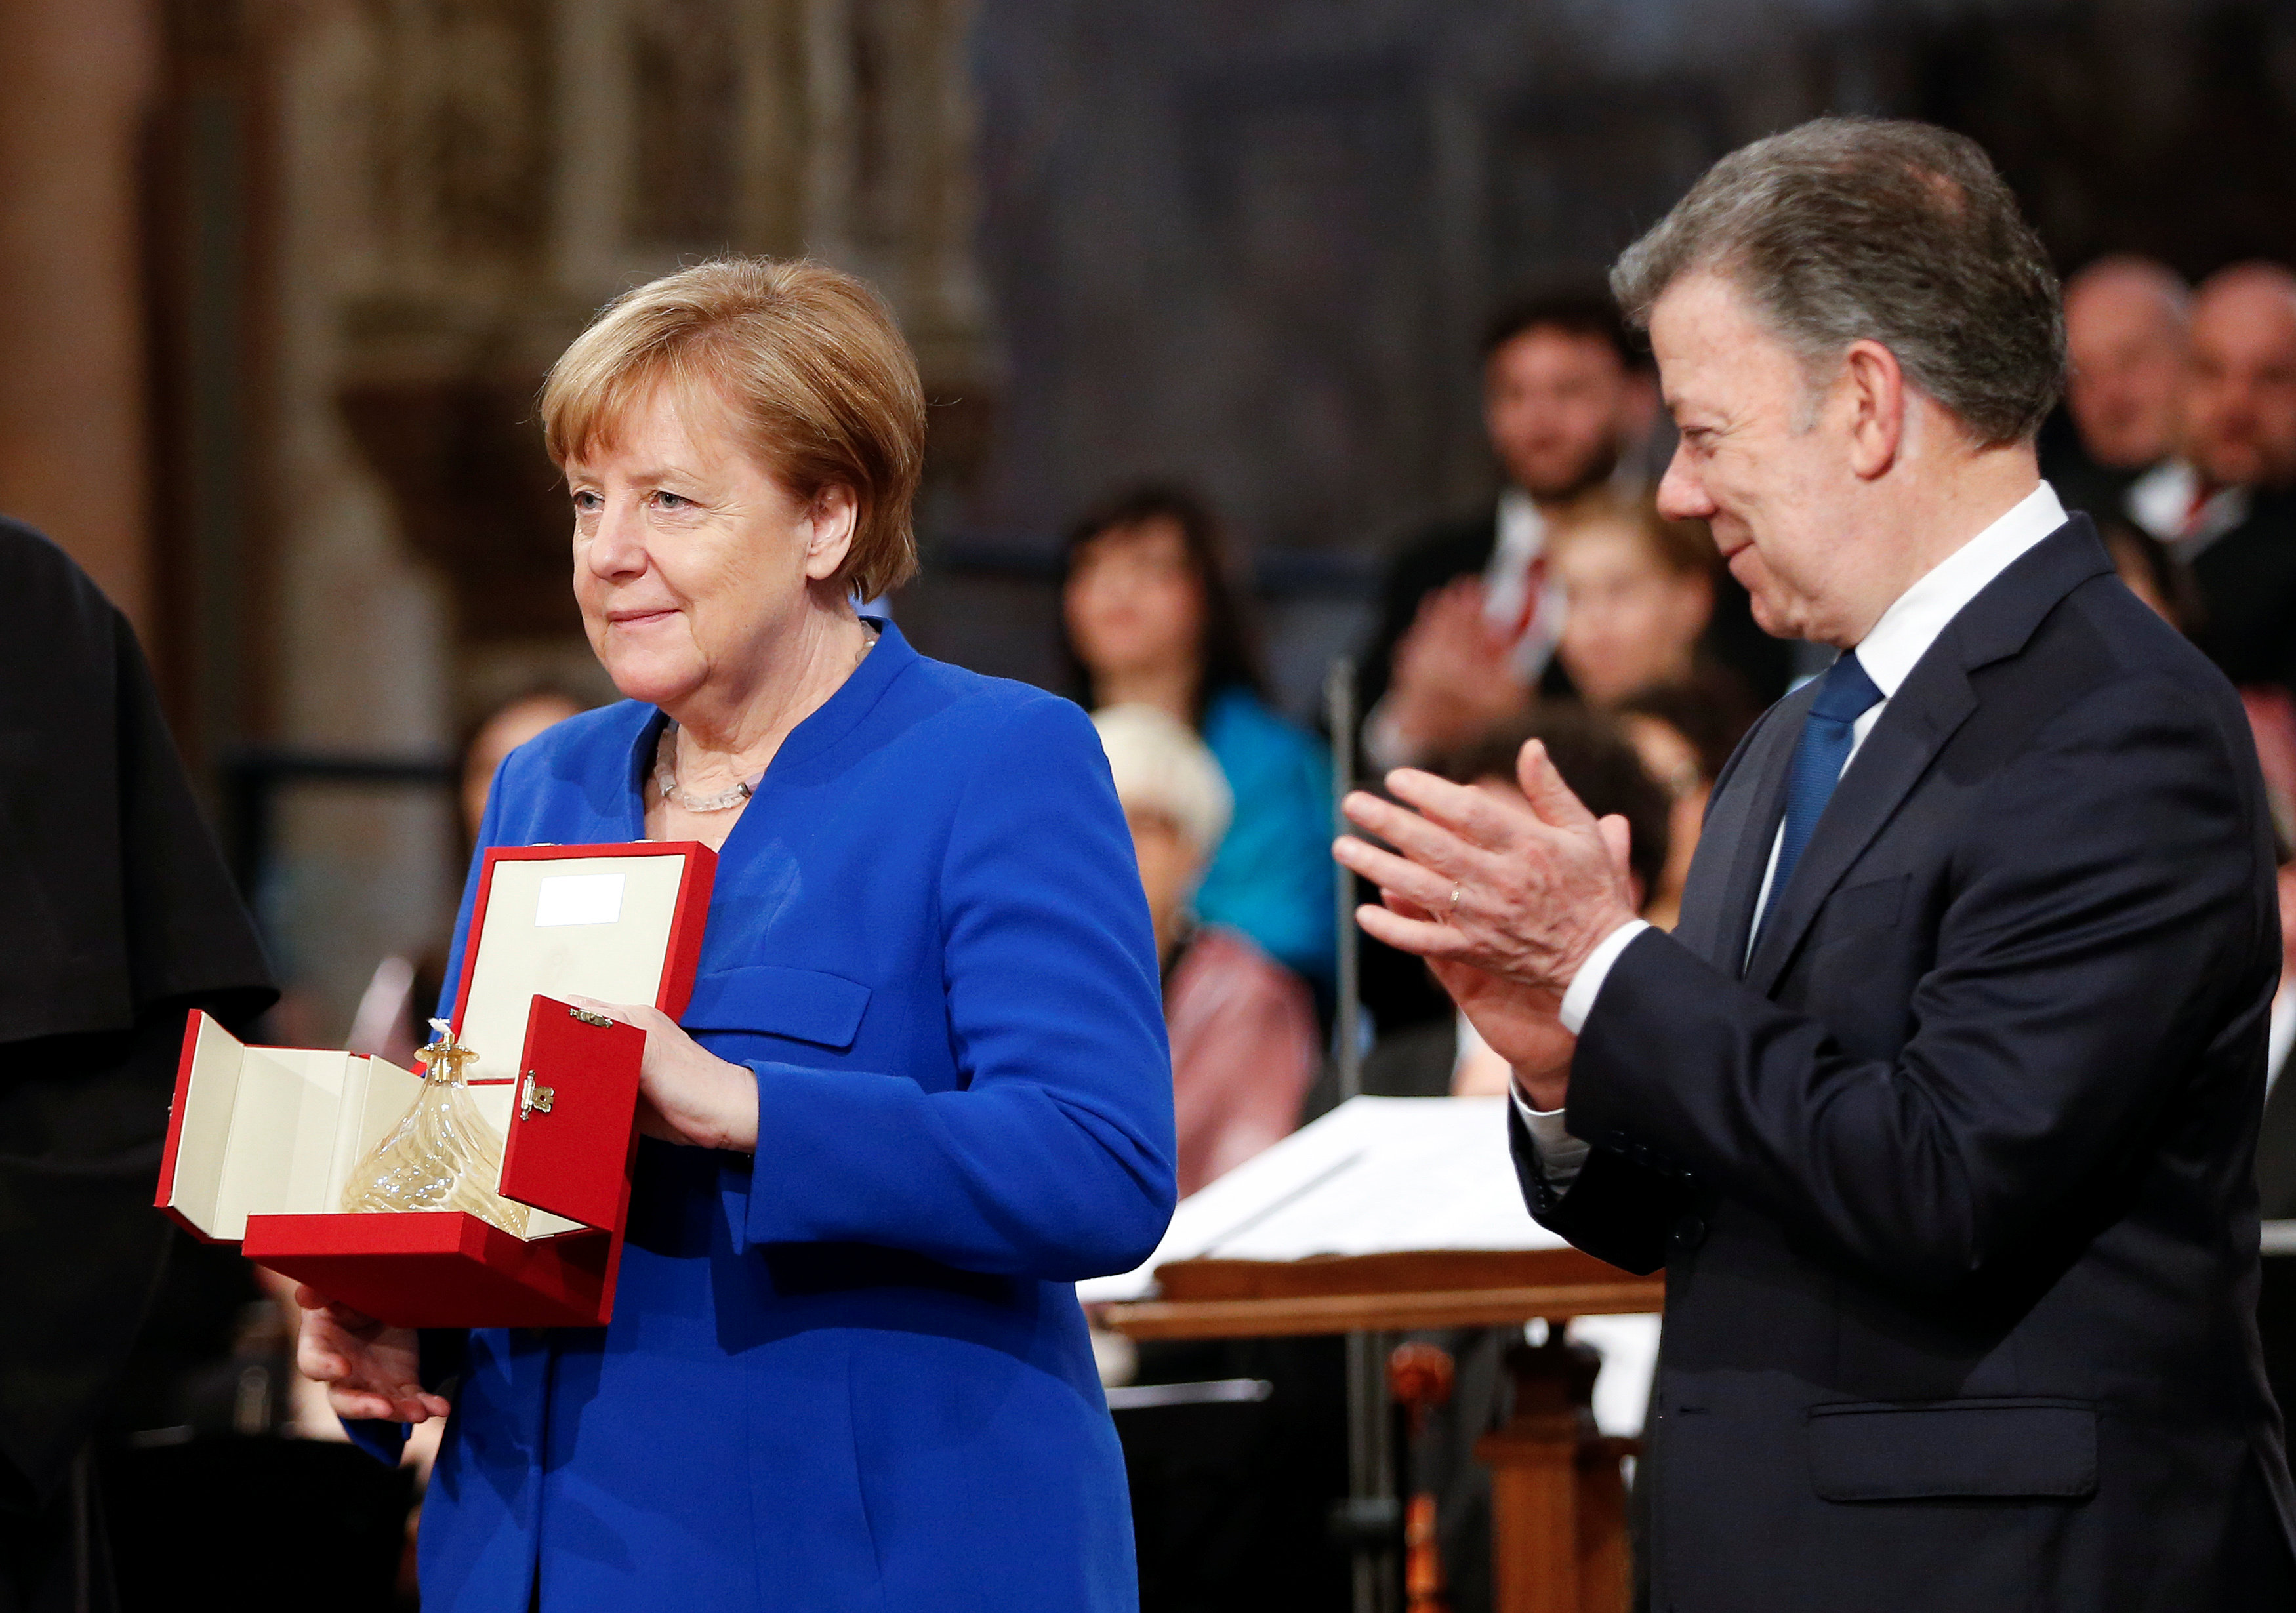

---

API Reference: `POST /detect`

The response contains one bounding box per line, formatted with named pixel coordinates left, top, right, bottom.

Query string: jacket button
left=1671, top=1213, right=1708, bottom=1250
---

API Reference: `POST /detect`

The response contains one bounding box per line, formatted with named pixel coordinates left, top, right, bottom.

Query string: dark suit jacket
left=1514, top=516, right=2296, bottom=1611
left=2194, top=485, right=2296, bottom=693
left=2259, top=1048, right=2296, bottom=1219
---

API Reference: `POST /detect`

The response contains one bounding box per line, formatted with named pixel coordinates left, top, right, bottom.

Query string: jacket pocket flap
left=680, top=965, right=871, bottom=1050
left=1820, top=872, right=1907, bottom=938
left=1808, top=1400, right=2097, bottom=1501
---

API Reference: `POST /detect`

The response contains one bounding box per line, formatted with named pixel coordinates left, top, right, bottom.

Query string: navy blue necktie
left=1761, top=651, right=1883, bottom=939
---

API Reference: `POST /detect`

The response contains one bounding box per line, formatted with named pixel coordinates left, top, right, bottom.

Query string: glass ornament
left=338, top=1019, right=531, bottom=1237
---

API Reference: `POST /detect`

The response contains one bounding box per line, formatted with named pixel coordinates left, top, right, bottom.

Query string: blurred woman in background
left=1548, top=492, right=1751, bottom=723
left=1093, top=703, right=1317, bottom=1196
left=1061, top=487, right=1336, bottom=992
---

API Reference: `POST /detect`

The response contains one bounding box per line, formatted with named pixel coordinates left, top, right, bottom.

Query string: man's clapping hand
left=1333, top=739, right=1640, bottom=1109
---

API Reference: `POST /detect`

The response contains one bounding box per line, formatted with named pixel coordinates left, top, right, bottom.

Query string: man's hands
left=1334, top=739, right=1641, bottom=1110
left=566, top=996, right=759, bottom=1153
left=1383, top=579, right=1534, bottom=762
left=293, top=1288, right=447, bottom=1425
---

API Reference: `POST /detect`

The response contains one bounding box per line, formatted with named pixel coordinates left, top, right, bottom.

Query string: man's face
left=1649, top=272, right=1866, bottom=645
left=1483, top=327, right=1641, bottom=500
left=2186, top=276, right=2296, bottom=491
left=2063, top=276, right=2185, bottom=472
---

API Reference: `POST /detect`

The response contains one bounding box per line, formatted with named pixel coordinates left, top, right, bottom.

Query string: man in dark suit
left=2160, top=264, right=2296, bottom=695
left=2036, top=255, right=2188, bottom=527
left=1336, top=119, right=2296, bottom=1610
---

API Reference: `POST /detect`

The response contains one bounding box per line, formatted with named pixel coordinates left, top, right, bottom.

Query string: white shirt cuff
left=1557, top=919, right=1650, bottom=1035
left=1509, top=1084, right=1593, bottom=1189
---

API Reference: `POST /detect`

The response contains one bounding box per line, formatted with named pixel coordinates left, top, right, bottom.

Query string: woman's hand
left=293, top=1287, right=450, bottom=1424
left=566, top=996, right=759, bottom=1152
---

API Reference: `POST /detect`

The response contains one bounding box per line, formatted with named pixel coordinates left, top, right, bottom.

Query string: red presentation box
left=156, top=841, right=716, bottom=1328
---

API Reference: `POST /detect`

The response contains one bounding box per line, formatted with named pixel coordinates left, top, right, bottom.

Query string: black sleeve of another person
left=0, top=518, right=275, bottom=1526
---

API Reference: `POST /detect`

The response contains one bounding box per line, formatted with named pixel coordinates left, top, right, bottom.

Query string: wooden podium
left=1090, top=1116, right=1664, bottom=1613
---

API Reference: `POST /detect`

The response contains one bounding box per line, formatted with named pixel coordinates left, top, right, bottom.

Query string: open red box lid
left=155, top=840, right=715, bottom=1328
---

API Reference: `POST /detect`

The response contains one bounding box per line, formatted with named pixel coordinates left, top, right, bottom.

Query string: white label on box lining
left=534, top=872, right=626, bottom=927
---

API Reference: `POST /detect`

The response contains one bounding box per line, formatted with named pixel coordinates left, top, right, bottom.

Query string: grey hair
left=1611, top=118, right=2065, bottom=445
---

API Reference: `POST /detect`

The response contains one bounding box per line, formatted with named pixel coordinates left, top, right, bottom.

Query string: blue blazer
left=377, top=623, right=1176, bottom=1611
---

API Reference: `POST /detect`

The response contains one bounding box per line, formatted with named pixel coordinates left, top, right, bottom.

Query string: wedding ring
left=1448, top=882, right=1464, bottom=918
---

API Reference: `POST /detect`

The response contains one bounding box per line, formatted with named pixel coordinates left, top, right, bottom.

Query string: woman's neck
left=1096, top=663, right=1199, bottom=726
left=665, top=598, right=869, bottom=791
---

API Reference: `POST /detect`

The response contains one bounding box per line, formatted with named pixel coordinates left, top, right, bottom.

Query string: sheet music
left=1078, top=1096, right=1567, bottom=1304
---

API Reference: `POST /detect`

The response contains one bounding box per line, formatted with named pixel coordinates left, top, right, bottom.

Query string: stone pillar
left=0, top=0, right=157, bottom=633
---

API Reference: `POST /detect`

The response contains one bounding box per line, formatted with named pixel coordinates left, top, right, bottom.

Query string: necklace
left=653, top=623, right=878, bottom=813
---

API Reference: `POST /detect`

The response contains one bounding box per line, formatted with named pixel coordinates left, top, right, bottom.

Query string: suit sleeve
left=739, top=697, right=1179, bottom=1281
left=1566, top=674, right=2272, bottom=1297
left=1507, top=1104, right=1689, bottom=1276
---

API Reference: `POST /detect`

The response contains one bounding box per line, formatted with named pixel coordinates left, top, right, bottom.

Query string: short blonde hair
left=539, top=258, right=926, bottom=600
left=1092, top=704, right=1233, bottom=856
left=1549, top=488, right=1718, bottom=579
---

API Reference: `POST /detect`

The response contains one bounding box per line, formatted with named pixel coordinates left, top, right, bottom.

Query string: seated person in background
left=459, top=687, right=586, bottom=842
left=1094, top=704, right=1317, bottom=1196
left=2039, top=255, right=2189, bottom=523
left=1358, top=293, right=1658, bottom=773
left=2097, top=511, right=2296, bottom=829
left=352, top=687, right=593, bottom=1069
left=1614, top=679, right=1753, bottom=933
left=1359, top=704, right=1668, bottom=1102
left=1063, top=486, right=1336, bottom=990
left=1546, top=492, right=1752, bottom=728
left=2097, top=516, right=2205, bottom=636
left=2130, top=262, right=2296, bottom=693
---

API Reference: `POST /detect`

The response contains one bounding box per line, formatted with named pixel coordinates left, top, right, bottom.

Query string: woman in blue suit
left=295, top=258, right=1178, bottom=1611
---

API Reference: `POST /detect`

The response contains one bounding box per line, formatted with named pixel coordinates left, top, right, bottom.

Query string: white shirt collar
left=1851, top=480, right=2068, bottom=699
left=1492, top=485, right=1543, bottom=568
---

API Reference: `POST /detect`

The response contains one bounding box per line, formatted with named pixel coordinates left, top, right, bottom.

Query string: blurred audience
left=347, top=686, right=588, bottom=1071
left=2129, top=262, right=2296, bottom=694
left=1546, top=491, right=1759, bottom=735
left=1093, top=703, right=1317, bottom=1196
left=1357, top=292, right=1658, bottom=772
left=1355, top=704, right=1668, bottom=1103
left=2041, top=255, right=2189, bottom=521
left=1063, top=486, right=1336, bottom=989
left=1546, top=493, right=1713, bottom=704
left=2098, top=516, right=2206, bottom=636
left=461, top=687, right=586, bottom=842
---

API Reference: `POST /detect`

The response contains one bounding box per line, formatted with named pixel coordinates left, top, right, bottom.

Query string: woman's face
left=565, top=382, right=855, bottom=710
left=1553, top=519, right=1712, bottom=706
left=1126, top=808, right=1204, bottom=957
left=1063, top=518, right=1206, bottom=686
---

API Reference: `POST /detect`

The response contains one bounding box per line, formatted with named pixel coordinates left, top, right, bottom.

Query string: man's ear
left=802, top=486, right=860, bottom=581
left=1841, top=339, right=1906, bottom=481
